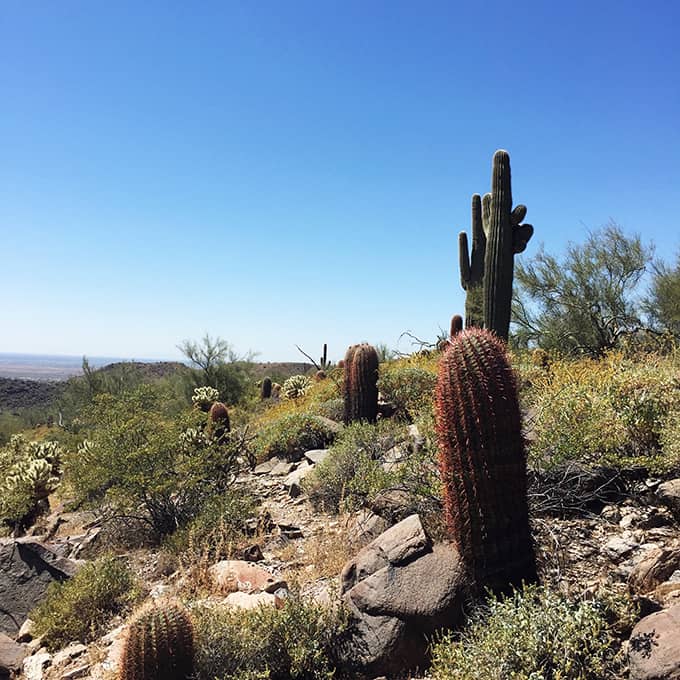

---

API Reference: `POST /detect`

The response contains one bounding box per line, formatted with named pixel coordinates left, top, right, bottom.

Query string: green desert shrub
left=304, top=420, right=414, bottom=512
left=192, top=593, right=349, bottom=680
left=165, top=490, right=257, bottom=565
left=66, top=385, right=243, bottom=539
left=254, top=413, right=337, bottom=462
left=526, top=352, right=680, bottom=473
left=32, top=556, right=141, bottom=650
left=430, top=585, right=636, bottom=680
left=313, top=398, right=344, bottom=423
left=378, top=363, right=437, bottom=419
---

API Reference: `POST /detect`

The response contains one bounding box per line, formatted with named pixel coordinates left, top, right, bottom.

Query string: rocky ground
left=4, top=449, right=680, bottom=680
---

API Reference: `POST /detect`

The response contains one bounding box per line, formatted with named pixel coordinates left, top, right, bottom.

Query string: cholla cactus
left=179, top=427, right=210, bottom=451
left=0, top=437, right=63, bottom=527
left=191, top=386, right=220, bottom=412
left=282, top=375, right=312, bottom=400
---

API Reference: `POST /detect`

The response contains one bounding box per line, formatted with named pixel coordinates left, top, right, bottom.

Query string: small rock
left=604, top=535, right=639, bottom=561
left=241, top=544, right=264, bottom=562
left=149, top=583, right=172, bottom=599
left=601, top=505, right=622, bottom=523
left=657, top=479, right=680, bottom=519
left=16, top=619, right=35, bottom=643
left=61, top=664, right=90, bottom=679
left=270, top=461, right=298, bottom=476
left=254, top=458, right=280, bottom=475
left=303, top=449, right=330, bottom=465
left=208, top=560, right=285, bottom=594
left=51, top=643, right=87, bottom=670
left=407, top=424, right=424, bottom=450
left=224, top=592, right=282, bottom=610
left=23, top=650, right=51, bottom=680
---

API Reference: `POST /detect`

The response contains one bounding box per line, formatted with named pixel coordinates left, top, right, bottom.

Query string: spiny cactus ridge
left=435, top=328, right=536, bottom=594
left=482, top=150, right=534, bottom=340
left=458, top=194, right=486, bottom=328
left=343, top=343, right=379, bottom=424
left=119, top=602, right=194, bottom=680
left=261, top=377, right=272, bottom=399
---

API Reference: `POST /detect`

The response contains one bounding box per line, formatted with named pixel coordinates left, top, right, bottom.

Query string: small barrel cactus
left=207, top=402, right=230, bottom=441
left=435, top=328, right=536, bottom=594
left=191, top=386, right=220, bottom=412
left=450, top=314, right=463, bottom=338
left=261, top=377, right=273, bottom=399
left=343, top=343, right=379, bottom=424
left=119, top=601, right=194, bottom=680
left=314, top=370, right=327, bottom=381
left=282, top=374, right=312, bottom=400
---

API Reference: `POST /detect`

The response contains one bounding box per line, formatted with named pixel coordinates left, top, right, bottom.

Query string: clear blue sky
left=2, top=1, right=679, bottom=361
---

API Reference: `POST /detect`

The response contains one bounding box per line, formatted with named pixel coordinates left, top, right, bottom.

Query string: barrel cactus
left=261, top=377, right=272, bottom=399
left=119, top=601, right=194, bottom=680
left=435, top=328, right=536, bottom=593
left=450, top=314, right=463, bottom=338
left=482, top=150, right=534, bottom=340
left=343, top=343, right=379, bottom=424
left=207, top=402, right=230, bottom=441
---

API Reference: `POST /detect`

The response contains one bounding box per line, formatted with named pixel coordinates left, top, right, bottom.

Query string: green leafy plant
left=32, top=556, right=140, bottom=650
left=192, top=593, right=349, bottom=680
left=378, top=363, right=437, bottom=420
left=254, top=413, right=337, bottom=462
left=430, top=585, right=636, bottom=680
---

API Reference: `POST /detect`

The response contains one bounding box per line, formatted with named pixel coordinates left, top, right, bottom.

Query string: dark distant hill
left=96, top=361, right=187, bottom=380
left=0, top=378, right=65, bottom=412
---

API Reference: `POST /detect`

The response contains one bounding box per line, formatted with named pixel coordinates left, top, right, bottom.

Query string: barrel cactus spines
left=482, top=150, right=534, bottom=340
left=459, top=194, right=486, bottom=328
left=207, top=402, right=230, bottom=442
left=119, top=601, right=194, bottom=680
left=343, top=343, right=379, bottom=424
left=435, top=328, right=536, bottom=594
left=261, top=377, right=272, bottom=399
left=450, top=314, right=463, bottom=338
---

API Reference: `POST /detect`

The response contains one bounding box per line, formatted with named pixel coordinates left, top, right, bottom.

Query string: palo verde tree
left=644, top=252, right=680, bottom=337
left=178, top=334, right=254, bottom=406
left=512, top=222, right=653, bottom=356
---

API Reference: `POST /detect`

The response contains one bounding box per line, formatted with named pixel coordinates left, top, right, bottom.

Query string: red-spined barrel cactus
left=261, top=377, right=272, bottom=399
left=207, top=402, right=230, bottom=441
left=119, top=602, right=194, bottom=680
left=435, top=328, right=536, bottom=593
left=450, top=314, right=463, bottom=338
left=343, top=343, right=379, bottom=424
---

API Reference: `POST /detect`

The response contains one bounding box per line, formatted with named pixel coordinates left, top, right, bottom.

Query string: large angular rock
left=657, top=480, right=680, bottom=519
left=339, top=515, right=465, bottom=676
left=0, top=633, right=27, bottom=679
left=208, top=560, right=285, bottom=594
left=0, top=539, right=80, bottom=634
left=630, top=548, right=680, bottom=594
left=629, top=604, right=680, bottom=679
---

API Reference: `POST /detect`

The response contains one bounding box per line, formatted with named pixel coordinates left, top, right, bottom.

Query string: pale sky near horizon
left=2, top=1, right=679, bottom=362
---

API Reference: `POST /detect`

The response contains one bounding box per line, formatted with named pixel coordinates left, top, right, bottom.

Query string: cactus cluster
left=119, top=602, right=194, bottom=680
left=191, top=386, right=220, bottom=412
left=435, top=328, right=536, bottom=594
left=458, top=150, right=533, bottom=339
left=282, top=374, right=312, bottom=400
left=343, top=343, right=379, bottom=424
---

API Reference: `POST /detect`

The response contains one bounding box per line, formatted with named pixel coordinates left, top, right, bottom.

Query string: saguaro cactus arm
left=458, top=194, right=486, bottom=328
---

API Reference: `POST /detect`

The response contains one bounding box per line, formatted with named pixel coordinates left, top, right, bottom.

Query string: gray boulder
left=0, top=538, right=80, bottom=634
left=339, top=515, right=465, bottom=676
left=0, top=633, right=26, bottom=679
left=657, top=480, right=680, bottom=519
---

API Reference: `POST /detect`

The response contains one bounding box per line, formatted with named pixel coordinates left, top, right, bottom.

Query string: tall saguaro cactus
left=458, top=194, right=486, bottom=328
left=482, top=150, right=534, bottom=340
left=435, top=328, right=536, bottom=593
